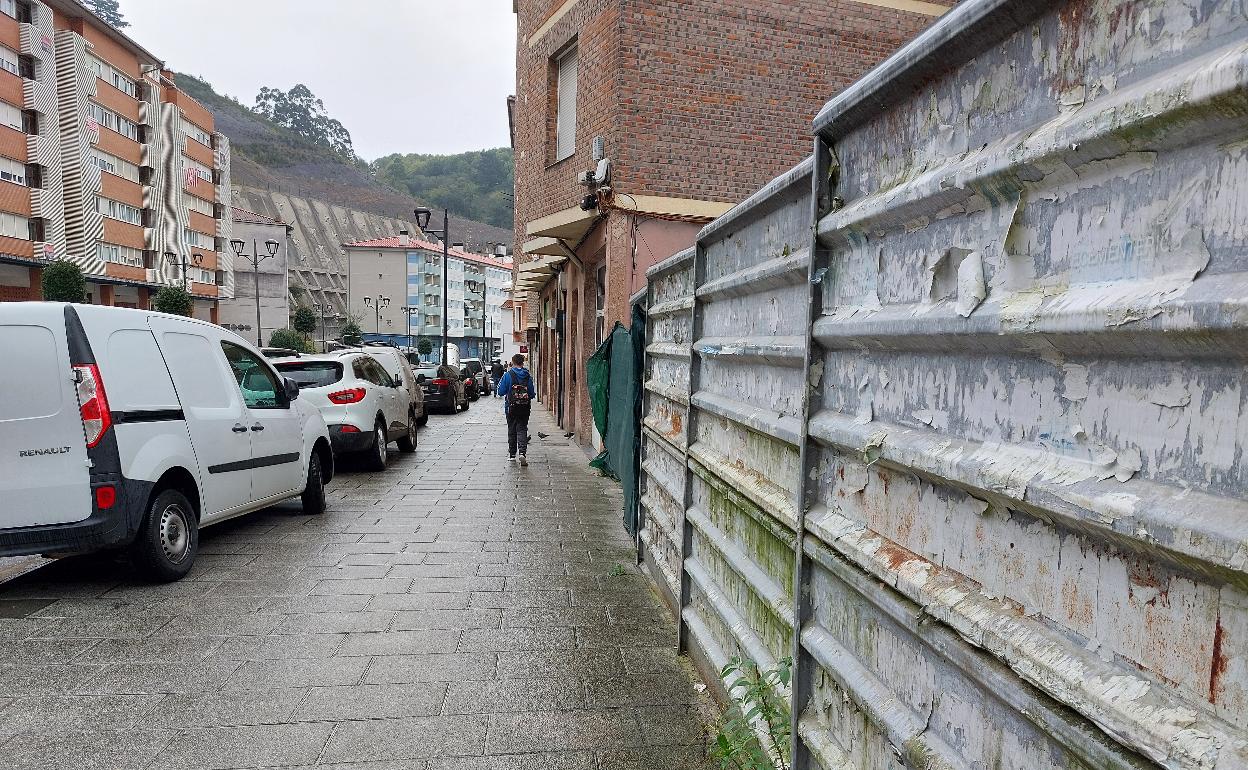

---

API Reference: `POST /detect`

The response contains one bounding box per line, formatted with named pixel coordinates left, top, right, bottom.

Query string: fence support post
left=676, top=240, right=707, bottom=654
left=790, top=137, right=836, bottom=769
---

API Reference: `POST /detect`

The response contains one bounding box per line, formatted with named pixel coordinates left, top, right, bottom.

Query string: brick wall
left=514, top=0, right=955, bottom=253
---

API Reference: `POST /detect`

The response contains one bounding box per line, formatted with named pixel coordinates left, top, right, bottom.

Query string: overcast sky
left=121, top=0, right=517, bottom=161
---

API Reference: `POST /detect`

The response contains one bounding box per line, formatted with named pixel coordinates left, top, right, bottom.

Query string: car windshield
left=275, top=361, right=344, bottom=389
left=415, top=366, right=438, bottom=380
left=464, top=360, right=483, bottom=374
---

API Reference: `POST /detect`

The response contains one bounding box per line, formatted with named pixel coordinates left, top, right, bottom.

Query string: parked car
left=0, top=303, right=334, bottom=581
left=275, top=351, right=417, bottom=470
left=363, top=346, right=427, bottom=427
left=261, top=347, right=301, bottom=359
left=461, top=357, right=486, bottom=401
left=414, top=363, right=468, bottom=414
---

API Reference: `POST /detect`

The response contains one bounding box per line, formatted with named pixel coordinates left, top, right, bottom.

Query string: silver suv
left=275, top=352, right=417, bottom=471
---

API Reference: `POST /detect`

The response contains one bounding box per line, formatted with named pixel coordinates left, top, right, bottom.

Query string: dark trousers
left=507, top=405, right=531, bottom=456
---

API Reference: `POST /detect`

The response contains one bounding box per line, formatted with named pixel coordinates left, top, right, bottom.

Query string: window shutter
left=555, top=46, right=578, bottom=162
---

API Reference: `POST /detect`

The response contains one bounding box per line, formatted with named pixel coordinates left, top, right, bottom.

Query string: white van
left=0, top=303, right=334, bottom=581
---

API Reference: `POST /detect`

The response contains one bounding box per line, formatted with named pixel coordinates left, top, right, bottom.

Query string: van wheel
left=397, top=412, right=417, bottom=453
left=130, top=489, right=198, bottom=582
left=363, top=420, right=388, bottom=471
left=301, top=452, right=326, bottom=514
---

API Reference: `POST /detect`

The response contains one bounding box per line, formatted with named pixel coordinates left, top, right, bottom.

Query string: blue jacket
left=496, top=367, right=535, bottom=410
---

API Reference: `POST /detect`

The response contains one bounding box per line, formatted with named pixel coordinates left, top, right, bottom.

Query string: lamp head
left=229, top=239, right=245, bottom=256
left=413, top=207, right=431, bottom=230
left=264, top=239, right=280, bottom=257
left=363, top=296, right=372, bottom=307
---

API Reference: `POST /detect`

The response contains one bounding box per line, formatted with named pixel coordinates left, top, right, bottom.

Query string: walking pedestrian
left=496, top=353, right=535, bottom=465
left=490, top=359, right=505, bottom=398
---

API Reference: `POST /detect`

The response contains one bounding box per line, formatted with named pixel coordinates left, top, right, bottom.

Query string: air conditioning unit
left=145, top=268, right=159, bottom=283
left=545, top=318, right=556, bottom=330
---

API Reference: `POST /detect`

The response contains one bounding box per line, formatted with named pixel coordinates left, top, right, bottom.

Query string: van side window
left=221, top=342, right=282, bottom=409
left=161, top=332, right=232, bottom=409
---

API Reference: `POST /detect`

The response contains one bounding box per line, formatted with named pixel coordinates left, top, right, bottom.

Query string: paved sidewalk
left=0, top=399, right=716, bottom=769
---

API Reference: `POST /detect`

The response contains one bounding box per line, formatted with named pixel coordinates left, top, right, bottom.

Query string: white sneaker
left=518, top=454, right=528, bottom=466
left=508, top=456, right=516, bottom=463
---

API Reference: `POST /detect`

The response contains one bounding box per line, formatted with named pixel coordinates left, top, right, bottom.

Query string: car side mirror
left=282, top=377, right=300, bottom=403
left=393, top=374, right=404, bottom=388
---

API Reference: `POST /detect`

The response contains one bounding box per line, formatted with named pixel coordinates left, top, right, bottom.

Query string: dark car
left=415, top=364, right=468, bottom=414
left=462, top=358, right=486, bottom=401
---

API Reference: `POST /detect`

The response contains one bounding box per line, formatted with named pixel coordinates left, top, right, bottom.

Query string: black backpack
left=509, top=370, right=531, bottom=407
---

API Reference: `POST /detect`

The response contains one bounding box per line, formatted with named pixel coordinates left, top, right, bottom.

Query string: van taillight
left=328, top=388, right=366, bottom=404
left=432, top=378, right=449, bottom=387
left=72, top=363, right=111, bottom=448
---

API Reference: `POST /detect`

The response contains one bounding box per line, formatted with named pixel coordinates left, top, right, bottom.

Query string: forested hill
left=174, top=74, right=513, bottom=246
left=372, top=149, right=514, bottom=231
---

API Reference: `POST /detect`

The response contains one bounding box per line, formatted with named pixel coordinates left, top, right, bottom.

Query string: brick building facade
left=512, top=0, right=954, bottom=447
left=0, top=0, right=231, bottom=321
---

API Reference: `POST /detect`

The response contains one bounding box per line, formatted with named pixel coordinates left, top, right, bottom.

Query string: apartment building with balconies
left=0, top=0, right=231, bottom=318
left=344, top=232, right=512, bottom=360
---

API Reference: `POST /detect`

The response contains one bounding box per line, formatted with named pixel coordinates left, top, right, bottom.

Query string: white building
left=343, top=232, right=511, bottom=361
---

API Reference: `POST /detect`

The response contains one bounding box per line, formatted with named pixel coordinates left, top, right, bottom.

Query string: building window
left=186, top=194, right=214, bottom=217
left=0, top=0, right=15, bottom=18
left=87, top=55, right=137, bottom=98
left=0, top=101, right=19, bottom=131
left=15, top=1, right=31, bottom=24
left=96, top=196, right=143, bottom=225
left=87, top=102, right=139, bottom=141
left=0, top=45, right=19, bottom=77
left=182, top=227, right=214, bottom=250
left=0, top=210, right=28, bottom=239
left=0, top=155, right=25, bottom=185
left=181, top=118, right=212, bottom=147
left=553, top=43, right=578, bottom=162
left=97, top=242, right=144, bottom=267
left=89, top=150, right=141, bottom=183
left=27, top=216, right=43, bottom=241
left=17, top=54, right=32, bottom=79
left=20, top=109, right=36, bottom=135
left=25, top=163, right=42, bottom=188
left=180, top=157, right=213, bottom=186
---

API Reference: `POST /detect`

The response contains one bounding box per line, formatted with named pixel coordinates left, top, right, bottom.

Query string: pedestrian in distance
left=490, top=359, right=505, bottom=398
left=497, top=353, right=535, bottom=466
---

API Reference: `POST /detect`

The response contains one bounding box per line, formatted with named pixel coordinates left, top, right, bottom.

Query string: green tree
left=340, top=318, right=363, bottom=346
left=292, top=305, right=317, bottom=337
left=371, top=148, right=514, bottom=229
left=417, top=337, right=433, bottom=358
left=254, top=84, right=354, bottom=159
left=82, top=0, right=129, bottom=28
left=269, top=328, right=310, bottom=353
left=152, top=286, right=193, bottom=316
left=41, top=260, right=86, bottom=303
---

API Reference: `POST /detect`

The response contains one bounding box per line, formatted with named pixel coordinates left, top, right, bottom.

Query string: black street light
left=230, top=238, right=281, bottom=346
left=362, top=294, right=391, bottom=337
left=414, top=207, right=449, bottom=364
left=401, top=305, right=421, bottom=352
left=311, top=300, right=334, bottom=353
left=163, top=250, right=205, bottom=291
left=465, top=277, right=487, bottom=360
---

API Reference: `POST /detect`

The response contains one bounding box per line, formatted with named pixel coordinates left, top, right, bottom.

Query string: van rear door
left=0, top=303, right=92, bottom=528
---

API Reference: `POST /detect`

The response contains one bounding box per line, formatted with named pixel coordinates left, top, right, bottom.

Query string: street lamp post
left=362, top=294, right=391, bottom=338
left=229, top=238, right=280, bottom=347
left=163, top=251, right=206, bottom=291
left=465, top=277, right=486, bottom=360
left=401, top=305, right=421, bottom=352
left=312, top=301, right=330, bottom=353
left=414, top=207, right=448, bottom=364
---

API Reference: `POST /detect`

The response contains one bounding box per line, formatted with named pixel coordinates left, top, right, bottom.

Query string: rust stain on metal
left=1209, top=616, right=1226, bottom=705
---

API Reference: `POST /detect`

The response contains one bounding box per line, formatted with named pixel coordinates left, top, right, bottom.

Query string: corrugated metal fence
left=637, top=0, right=1248, bottom=767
